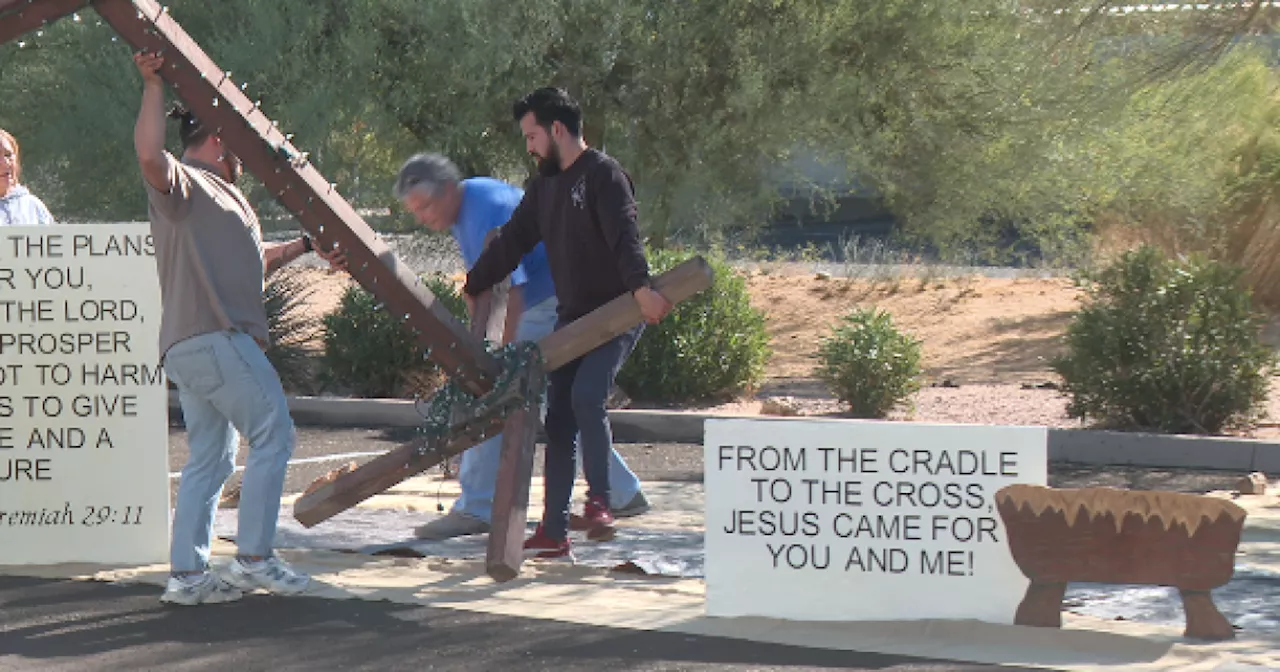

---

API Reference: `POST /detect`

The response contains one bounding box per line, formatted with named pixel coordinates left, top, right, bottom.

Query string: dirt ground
left=745, top=271, right=1081, bottom=384
left=285, top=265, right=1280, bottom=438
left=288, top=266, right=1082, bottom=382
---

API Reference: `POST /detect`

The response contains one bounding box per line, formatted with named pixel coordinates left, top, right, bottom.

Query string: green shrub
left=1050, top=245, right=1276, bottom=434
left=815, top=308, right=923, bottom=418
left=263, top=267, right=321, bottom=394
left=319, top=272, right=468, bottom=398
left=617, top=249, right=771, bottom=403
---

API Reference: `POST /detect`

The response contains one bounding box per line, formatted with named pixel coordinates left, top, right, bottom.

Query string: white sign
left=704, top=417, right=1047, bottom=624
left=0, top=224, right=170, bottom=565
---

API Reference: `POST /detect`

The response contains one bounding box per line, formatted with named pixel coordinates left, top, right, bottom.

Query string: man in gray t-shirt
left=132, top=50, right=340, bottom=606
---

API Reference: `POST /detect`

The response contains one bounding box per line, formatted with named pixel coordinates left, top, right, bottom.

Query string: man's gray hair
left=393, top=153, right=460, bottom=200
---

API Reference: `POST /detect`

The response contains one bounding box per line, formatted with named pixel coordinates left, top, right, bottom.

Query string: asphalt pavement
left=163, top=422, right=710, bottom=503
left=0, top=576, right=1033, bottom=672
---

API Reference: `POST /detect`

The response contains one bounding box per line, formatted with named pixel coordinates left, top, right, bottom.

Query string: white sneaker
left=414, top=511, right=490, bottom=540
left=160, top=572, right=244, bottom=606
left=222, top=556, right=311, bottom=595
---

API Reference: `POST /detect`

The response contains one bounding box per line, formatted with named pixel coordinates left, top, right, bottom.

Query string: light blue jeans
left=164, top=330, right=296, bottom=573
left=452, top=296, right=643, bottom=523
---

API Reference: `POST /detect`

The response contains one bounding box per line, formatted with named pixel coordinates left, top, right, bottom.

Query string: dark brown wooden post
left=486, top=407, right=540, bottom=582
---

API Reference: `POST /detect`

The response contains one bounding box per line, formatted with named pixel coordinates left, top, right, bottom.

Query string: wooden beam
left=292, top=256, right=715, bottom=528
left=485, top=407, right=539, bottom=582
left=539, top=256, right=714, bottom=371
left=0, top=0, right=88, bottom=45
left=293, top=403, right=513, bottom=528
left=479, top=259, right=715, bottom=581
left=90, top=0, right=498, bottom=395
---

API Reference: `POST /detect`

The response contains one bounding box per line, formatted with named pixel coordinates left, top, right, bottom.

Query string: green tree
left=2, top=0, right=1274, bottom=266
left=0, top=2, right=410, bottom=221
left=340, top=0, right=846, bottom=245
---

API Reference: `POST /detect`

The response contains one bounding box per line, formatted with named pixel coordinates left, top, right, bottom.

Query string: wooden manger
left=995, top=484, right=1247, bottom=641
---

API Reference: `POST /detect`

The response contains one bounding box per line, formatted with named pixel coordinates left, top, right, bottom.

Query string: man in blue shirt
left=394, top=153, right=649, bottom=540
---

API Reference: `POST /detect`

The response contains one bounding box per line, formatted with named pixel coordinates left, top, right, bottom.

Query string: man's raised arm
left=132, top=50, right=175, bottom=194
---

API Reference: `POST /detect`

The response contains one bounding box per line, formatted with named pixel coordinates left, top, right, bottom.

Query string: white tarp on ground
left=210, top=497, right=1280, bottom=633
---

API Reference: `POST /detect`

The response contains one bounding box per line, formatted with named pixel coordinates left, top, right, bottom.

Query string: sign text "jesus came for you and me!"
left=704, top=418, right=1048, bottom=624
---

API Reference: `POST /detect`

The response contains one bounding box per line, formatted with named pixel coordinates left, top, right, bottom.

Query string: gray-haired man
left=394, top=153, right=649, bottom=541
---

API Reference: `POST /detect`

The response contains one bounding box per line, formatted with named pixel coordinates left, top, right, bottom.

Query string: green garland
left=413, top=340, right=546, bottom=456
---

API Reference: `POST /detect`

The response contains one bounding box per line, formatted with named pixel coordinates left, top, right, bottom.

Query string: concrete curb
left=168, top=392, right=1280, bottom=472
left=166, top=391, right=423, bottom=428
left=1046, top=427, right=1280, bottom=473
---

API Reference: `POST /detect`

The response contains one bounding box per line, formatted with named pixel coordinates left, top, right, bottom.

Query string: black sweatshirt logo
left=571, top=177, right=587, bottom=210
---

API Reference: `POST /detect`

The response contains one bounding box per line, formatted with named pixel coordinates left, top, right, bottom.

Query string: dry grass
left=1090, top=120, right=1280, bottom=314
left=1093, top=201, right=1280, bottom=314
left=1221, top=182, right=1280, bottom=313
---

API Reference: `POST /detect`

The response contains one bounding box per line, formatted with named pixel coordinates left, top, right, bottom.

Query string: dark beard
left=535, top=144, right=562, bottom=177
left=223, top=153, right=243, bottom=184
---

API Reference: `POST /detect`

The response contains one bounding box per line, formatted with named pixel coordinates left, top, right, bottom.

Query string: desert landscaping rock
left=1236, top=472, right=1269, bottom=495
left=760, top=397, right=800, bottom=416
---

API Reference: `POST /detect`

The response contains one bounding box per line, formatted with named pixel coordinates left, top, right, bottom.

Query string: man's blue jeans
left=451, top=297, right=643, bottom=524
left=541, top=319, right=645, bottom=540
left=163, top=330, right=296, bottom=573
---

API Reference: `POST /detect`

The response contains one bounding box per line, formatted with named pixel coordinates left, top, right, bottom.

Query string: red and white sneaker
left=523, top=524, right=574, bottom=561
left=581, top=495, right=616, bottom=542
left=570, top=492, right=649, bottom=532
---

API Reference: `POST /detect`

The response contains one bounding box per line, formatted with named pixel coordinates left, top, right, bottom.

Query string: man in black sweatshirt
left=463, top=87, right=672, bottom=559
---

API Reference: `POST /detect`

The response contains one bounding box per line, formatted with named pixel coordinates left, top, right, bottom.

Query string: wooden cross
left=0, top=0, right=714, bottom=582
left=296, top=259, right=711, bottom=581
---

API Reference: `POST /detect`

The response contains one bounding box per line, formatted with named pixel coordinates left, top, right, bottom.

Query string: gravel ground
left=646, top=381, right=1090, bottom=431
left=693, top=381, right=1280, bottom=440
left=633, top=374, right=1280, bottom=440
left=890, top=385, right=1083, bottom=427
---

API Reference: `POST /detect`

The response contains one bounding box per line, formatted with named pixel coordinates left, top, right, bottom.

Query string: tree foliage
left=1, top=0, right=1276, bottom=263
